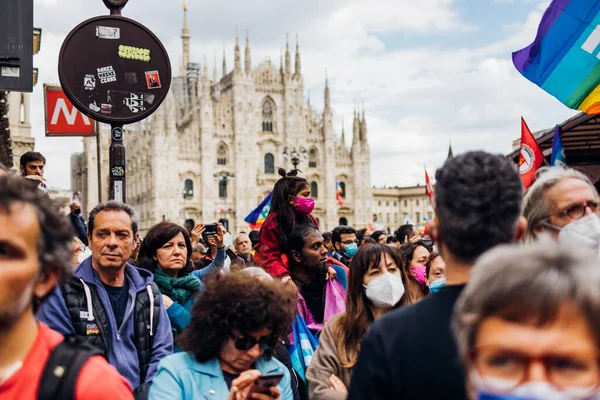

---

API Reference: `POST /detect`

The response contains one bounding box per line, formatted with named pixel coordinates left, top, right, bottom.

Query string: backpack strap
left=38, top=336, right=102, bottom=400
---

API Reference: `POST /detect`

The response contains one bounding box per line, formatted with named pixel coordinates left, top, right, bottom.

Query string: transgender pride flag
left=513, top=0, right=600, bottom=113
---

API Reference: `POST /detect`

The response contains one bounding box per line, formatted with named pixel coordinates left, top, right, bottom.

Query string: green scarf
left=153, top=269, right=201, bottom=305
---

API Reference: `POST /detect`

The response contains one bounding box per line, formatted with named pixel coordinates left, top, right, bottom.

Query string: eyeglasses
left=551, top=200, right=600, bottom=220
left=231, top=333, right=277, bottom=351
left=472, top=345, right=600, bottom=391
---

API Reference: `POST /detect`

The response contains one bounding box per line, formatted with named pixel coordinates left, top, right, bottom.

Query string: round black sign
left=58, top=15, right=171, bottom=124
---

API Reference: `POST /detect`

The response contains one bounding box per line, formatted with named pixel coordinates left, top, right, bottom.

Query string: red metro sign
left=44, top=84, right=96, bottom=136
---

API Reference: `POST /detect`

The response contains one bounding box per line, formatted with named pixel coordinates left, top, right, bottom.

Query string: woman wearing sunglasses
left=149, top=272, right=296, bottom=400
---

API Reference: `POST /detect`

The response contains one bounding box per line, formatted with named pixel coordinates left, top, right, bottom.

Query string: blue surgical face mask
left=428, top=278, right=446, bottom=293
left=344, top=243, right=358, bottom=258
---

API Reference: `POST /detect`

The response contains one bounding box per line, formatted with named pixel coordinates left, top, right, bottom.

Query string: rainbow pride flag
left=244, top=192, right=272, bottom=230
left=513, top=0, right=600, bottom=113
left=336, top=181, right=344, bottom=206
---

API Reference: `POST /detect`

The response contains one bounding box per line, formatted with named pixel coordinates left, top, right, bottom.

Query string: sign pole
left=109, top=124, right=125, bottom=202
left=95, top=120, right=102, bottom=203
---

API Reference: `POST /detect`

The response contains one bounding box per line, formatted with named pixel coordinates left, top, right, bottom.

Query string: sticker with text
left=145, top=70, right=161, bottom=89
left=89, top=102, right=100, bottom=112
left=123, top=93, right=147, bottom=113
left=96, top=26, right=120, bottom=40
left=118, top=45, right=151, bottom=62
left=84, top=74, right=96, bottom=90
left=1, top=67, right=19, bottom=78
left=97, top=66, right=117, bottom=84
left=100, top=103, right=112, bottom=115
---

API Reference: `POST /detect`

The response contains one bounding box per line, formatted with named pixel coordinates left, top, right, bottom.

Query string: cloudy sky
left=32, top=0, right=576, bottom=190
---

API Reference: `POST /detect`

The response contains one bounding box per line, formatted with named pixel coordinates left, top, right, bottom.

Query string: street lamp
left=282, top=146, right=308, bottom=169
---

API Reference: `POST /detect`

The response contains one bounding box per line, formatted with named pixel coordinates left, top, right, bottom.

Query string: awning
left=508, top=112, right=600, bottom=165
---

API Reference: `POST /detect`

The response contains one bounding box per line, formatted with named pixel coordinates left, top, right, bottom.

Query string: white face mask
left=558, top=214, right=600, bottom=259
left=363, top=272, right=405, bottom=308
left=223, top=232, right=234, bottom=250
left=472, top=372, right=600, bottom=400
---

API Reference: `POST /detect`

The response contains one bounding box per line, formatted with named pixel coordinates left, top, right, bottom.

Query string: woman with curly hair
left=137, top=221, right=226, bottom=351
left=149, top=272, right=297, bottom=400
left=306, top=244, right=411, bottom=399
left=397, top=240, right=433, bottom=303
left=255, top=168, right=318, bottom=279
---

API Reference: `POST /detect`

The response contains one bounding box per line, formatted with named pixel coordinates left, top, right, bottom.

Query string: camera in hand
left=204, top=223, right=218, bottom=236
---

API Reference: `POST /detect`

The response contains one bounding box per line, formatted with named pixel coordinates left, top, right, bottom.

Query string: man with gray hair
left=453, top=241, right=600, bottom=399
left=234, top=233, right=255, bottom=267
left=522, top=167, right=599, bottom=243
left=38, top=201, right=173, bottom=397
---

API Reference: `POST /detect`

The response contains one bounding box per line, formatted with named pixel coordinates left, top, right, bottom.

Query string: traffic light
left=0, top=0, right=33, bottom=92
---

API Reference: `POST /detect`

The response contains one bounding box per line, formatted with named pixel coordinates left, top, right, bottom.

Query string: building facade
left=82, top=7, right=372, bottom=234
left=372, top=186, right=435, bottom=234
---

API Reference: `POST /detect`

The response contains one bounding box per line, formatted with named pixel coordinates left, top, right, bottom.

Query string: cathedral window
left=19, top=94, right=25, bottom=124
left=416, top=212, right=421, bottom=223
left=339, top=217, right=348, bottom=226
left=183, top=179, right=194, bottom=198
left=217, top=143, right=228, bottom=165
left=264, top=153, right=275, bottom=174
left=261, top=98, right=274, bottom=132
left=309, top=148, right=318, bottom=168
left=311, top=181, right=318, bottom=198
left=219, top=180, right=228, bottom=198
left=339, top=182, right=346, bottom=198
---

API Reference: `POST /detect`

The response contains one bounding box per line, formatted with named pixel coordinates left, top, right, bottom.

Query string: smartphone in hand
left=245, top=373, right=284, bottom=399
left=204, top=223, right=218, bottom=236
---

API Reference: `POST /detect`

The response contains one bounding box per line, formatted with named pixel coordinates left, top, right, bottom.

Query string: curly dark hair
left=0, top=175, right=73, bottom=309
left=137, top=221, right=194, bottom=276
left=435, top=151, right=523, bottom=263
left=178, top=272, right=296, bottom=363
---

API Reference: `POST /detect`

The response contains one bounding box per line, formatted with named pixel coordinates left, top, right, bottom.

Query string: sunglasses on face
left=231, top=333, right=277, bottom=351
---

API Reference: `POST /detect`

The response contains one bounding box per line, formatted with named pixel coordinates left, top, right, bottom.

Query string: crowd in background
left=2, top=150, right=600, bottom=400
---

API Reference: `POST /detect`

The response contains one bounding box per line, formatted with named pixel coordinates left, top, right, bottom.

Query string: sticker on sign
left=114, top=181, right=123, bottom=202
left=1, top=67, right=20, bottom=78
left=96, top=26, right=120, bottom=40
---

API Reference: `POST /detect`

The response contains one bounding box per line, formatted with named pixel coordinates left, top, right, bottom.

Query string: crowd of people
left=1, top=149, right=600, bottom=400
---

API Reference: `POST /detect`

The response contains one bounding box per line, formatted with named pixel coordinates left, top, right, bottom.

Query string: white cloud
left=24, top=0, right=574, bottom=190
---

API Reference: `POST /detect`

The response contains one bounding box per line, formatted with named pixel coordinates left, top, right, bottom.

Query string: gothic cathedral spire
left=245, top=29, right=251, bottom=75
left=285, top=34, right=291, bottom=74
left=360, top=101, right=368, bottom=142
left=222, top=43, right=227, bottom=78
left=294, top=34, right=301, bottom=77
left=234, top=27, right=241, bottom=73
left=180, top=1, right=191, bottom=77
left=324, top=70, right=330, bottom=112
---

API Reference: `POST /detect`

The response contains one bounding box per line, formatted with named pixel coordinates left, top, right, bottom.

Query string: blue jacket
left=166, top=248, right=226, bottom=352
left=149, top=352, right=293, bottom=400
left=37, top=258, right=173, bottom=388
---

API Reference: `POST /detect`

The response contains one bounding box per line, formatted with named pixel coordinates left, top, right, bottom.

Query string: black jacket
left=348, top=285, right=467, bottom=400
left=70, top=213, right=88, bottom=246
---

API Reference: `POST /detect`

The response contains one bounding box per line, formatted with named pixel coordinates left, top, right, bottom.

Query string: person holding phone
left=149, top=272, right=296, bottom=400
left=137, top=221, right=226, bottom=352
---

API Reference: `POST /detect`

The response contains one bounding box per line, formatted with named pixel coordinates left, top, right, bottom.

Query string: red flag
left=425, top=168, right=435, bottom=209
left=519, top=117, right=544, bottom=189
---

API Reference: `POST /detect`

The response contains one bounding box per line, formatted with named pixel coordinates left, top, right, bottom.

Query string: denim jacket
left=149, top=352, right=293, bottom=400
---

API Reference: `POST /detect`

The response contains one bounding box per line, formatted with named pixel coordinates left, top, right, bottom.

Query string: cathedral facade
left=83, top=7, right=372, bottom=234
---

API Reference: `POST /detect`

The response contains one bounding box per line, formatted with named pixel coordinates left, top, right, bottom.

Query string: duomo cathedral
left=82, top=5, right=372, bottom=233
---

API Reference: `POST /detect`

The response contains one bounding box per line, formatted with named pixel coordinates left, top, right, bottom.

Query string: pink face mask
left=410, top=265, right=427, bottom=286
left=294, top=196, right=315, bottom=215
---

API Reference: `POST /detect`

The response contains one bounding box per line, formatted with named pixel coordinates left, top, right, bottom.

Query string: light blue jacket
left=149, top=352, right=293, bottom=400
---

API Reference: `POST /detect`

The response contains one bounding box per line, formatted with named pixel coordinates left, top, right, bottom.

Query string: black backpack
left=37, top=336, right=101, bottom=400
